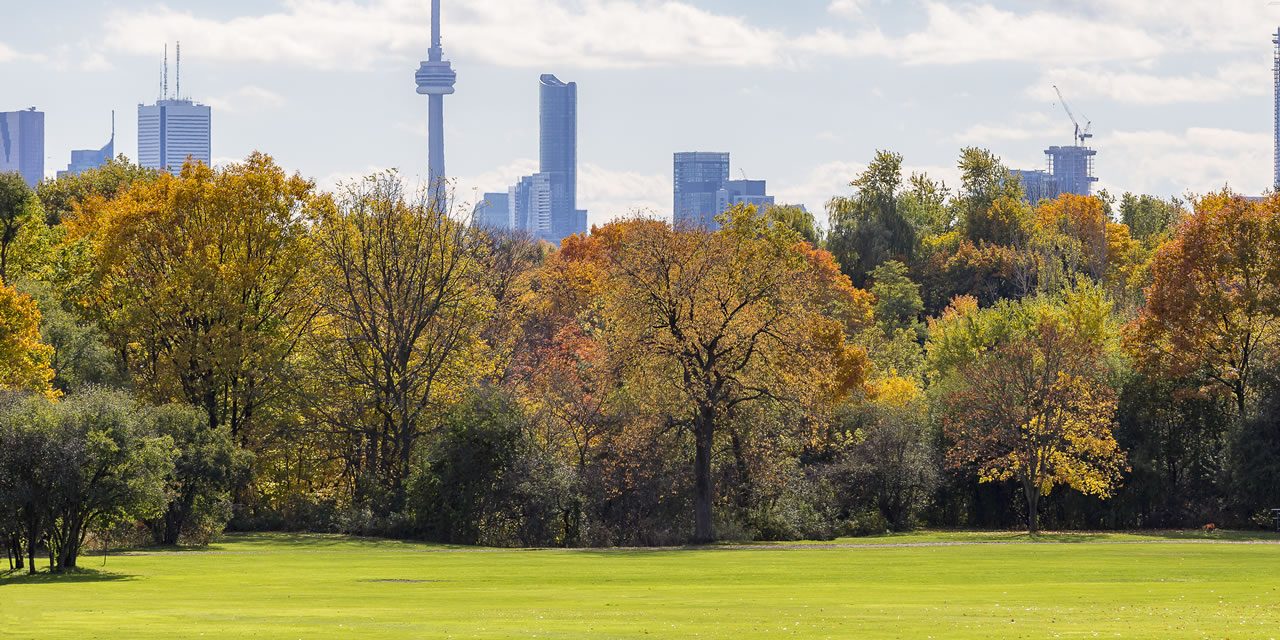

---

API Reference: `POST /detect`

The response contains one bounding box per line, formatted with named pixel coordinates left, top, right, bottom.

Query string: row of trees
left=1, top=147, right=1278, bottom=565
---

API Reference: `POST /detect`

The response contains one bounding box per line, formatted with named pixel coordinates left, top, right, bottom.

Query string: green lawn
left=2, top=531, right=1279, bottom=639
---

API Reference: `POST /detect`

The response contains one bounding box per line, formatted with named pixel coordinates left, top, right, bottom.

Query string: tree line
left=1, top=148, right=1278, bottom=572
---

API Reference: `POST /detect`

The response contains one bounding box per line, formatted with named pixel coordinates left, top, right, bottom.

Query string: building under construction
left=1012, top=86, right=1098, bottom=203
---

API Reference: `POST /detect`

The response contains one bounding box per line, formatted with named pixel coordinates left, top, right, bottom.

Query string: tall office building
left=674, top=152, right=731, bottom=227
left=138, top=99, right=211, bottom=172
left=139, top=44, right=211, bottom=172
left=539, top=74, right=583, bottom=242
left=0, top=108, right=45, bottom=187
left=415, top=0, right=457, bottom=204
left=59, top=113, right=115, bottom=178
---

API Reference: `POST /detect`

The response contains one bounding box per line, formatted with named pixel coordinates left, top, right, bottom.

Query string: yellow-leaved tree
left=0, top=283, right=55, bottom=396
left=929, top=283, right=1127, bottom=533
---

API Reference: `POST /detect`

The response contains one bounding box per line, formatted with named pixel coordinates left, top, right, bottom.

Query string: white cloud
left=204, top=86, right=287, bottom=113
left=1032, top=62, right=1271, bottom=105
left=828, top=0, right=866, bottom=18
left=798, top=2, right=1164, bottom=65
left=1100, top=127, right=1271, bottom=197
left=103, top=0, right=793, bottom=71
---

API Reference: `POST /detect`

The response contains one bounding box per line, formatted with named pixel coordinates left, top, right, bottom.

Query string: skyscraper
left=539, top=74, right=582, bottom=242
left=673, top=152, right=730, bottom=227
left=1045, top=145, right=1097, bottom=197
left=138, top=45, right=210, bottom=172
left=59, top=113, right=115, bottom=179
left=415, top=0, right=457, bottom=204
left=0, top=108, right=45, bottom=187
left=138, top=99, right=211, bottom=172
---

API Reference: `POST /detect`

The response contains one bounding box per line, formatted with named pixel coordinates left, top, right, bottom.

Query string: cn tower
left=415, top=0, right=456, bottom=202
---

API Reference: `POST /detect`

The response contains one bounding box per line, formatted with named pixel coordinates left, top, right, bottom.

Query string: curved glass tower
left=539, top=74, right=579, bottom=241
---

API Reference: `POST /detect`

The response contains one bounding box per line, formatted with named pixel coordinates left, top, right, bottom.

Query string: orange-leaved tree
left=1129, top=192, right=1280, bottom=419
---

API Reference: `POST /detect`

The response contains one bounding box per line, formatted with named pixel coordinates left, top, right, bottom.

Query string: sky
left=2, top=0, right=1277, bottom=226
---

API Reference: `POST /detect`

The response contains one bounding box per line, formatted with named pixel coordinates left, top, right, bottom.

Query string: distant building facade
left=0, top=108, right=45, bottom=187
left=59, top=116, right=115, bottom=179
left=1012, top=145, right=1098, bottom=204
left=492, top=74, right=587, bottom=243
left=473, top=192, right=511, bottom=229
left=674, top=152, right=731, bottom=227
left=717, top=179, right=774, bottom=215
left=138, top=99, right=211, bottom=172
left=674, top=153, right=776, bottom=227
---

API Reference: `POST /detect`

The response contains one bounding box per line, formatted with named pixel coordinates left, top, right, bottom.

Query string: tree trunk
left=693, top=405, right=716, bottom=544
left=1023, top=478, right=1040, bottom=534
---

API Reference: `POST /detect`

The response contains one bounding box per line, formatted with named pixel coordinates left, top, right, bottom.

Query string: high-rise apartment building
left=138, top=99, right=211, bottom=172
left=674, top=152, right=730, bottom=227
left=0, top=108, right=45, bottom=187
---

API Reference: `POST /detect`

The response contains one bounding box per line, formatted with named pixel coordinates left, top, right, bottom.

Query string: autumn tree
left=69, top=154, right=320, bottom=440
left=308, top=173, right=485, bottom=513
left=1129, top=193, right=1280, bottom=418
left=0, top=171, right=38, bottom=284
left=597, top=207, right=870, bottom=541
left=931, top=285, right=1127, bottom=533
left=0, top=283, right=55, bottom=395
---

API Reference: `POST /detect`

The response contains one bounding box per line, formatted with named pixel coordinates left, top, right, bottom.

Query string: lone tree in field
left=930, top=285, right=1127, bottom=533
left=597, top=208, right=869, bottom=542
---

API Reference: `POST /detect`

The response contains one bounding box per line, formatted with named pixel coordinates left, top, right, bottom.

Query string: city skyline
left=2, top=1, right=1278, bottom=224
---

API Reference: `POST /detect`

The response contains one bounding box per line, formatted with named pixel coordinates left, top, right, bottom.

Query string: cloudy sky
left=2, top=0, right=1276, bottom=224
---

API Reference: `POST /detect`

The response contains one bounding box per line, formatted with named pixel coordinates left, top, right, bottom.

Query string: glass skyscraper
left=0, top=108, right=45, bottom=187
left=673, top=152, right=730, bottom=227
left=539, top=74, right=583, bottom=242
left=138, top=99, right=211, bottom=172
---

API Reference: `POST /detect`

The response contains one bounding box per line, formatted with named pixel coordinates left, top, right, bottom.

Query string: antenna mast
left=163, top=43, right=169, bottom=100
left=176, top=41, right=181, bottom=100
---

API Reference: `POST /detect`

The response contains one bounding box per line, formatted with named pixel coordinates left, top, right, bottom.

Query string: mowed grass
left=2, top=531, right=1279, bottom=639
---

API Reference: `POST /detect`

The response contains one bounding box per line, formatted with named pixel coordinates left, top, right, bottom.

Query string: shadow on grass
left=0, top=567, right=132, bottom=586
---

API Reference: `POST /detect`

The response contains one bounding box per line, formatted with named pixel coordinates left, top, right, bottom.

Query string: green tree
left=148, top=404, right=251, bottom=545
left=0, top=172, right=38, bottom=284
left=956, top=148, right=1030, bottom=247
left=827, top=151, right=917, bottom=286
left=870, top=260, right=924, bottom=334
left=36, top=156, right=157, bottom=226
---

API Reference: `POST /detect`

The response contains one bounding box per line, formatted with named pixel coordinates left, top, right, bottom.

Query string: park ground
left=2, top=530, right=1279, bottom=639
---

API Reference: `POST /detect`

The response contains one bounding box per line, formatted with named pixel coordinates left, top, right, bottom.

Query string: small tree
left=43, top=390, right=175, bottom=570
left=931, top=286, right=1127, bottom=533
left=147, top=404, right=250, bottom=545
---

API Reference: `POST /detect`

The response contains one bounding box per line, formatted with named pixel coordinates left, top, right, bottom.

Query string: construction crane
left=1053, top=84, right=1093, bottom=147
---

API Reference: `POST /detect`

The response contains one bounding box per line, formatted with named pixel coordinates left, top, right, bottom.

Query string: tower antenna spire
left=416, top=0, right=457, bottom=206
left=163, top=43, right=169, bottom=100
left=176, top=41, right=181, bottom=100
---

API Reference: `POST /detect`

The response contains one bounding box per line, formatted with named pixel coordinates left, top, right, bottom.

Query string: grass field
left=3, top=531, right=1279, bottom=639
